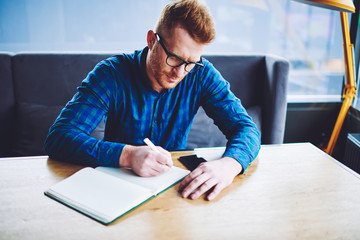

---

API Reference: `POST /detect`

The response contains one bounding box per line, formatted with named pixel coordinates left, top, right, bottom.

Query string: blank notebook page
left=47, top=167, right=152, bottom=223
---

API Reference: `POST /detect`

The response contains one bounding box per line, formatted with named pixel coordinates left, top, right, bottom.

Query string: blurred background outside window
left=1, top=0, right=359, bottom=107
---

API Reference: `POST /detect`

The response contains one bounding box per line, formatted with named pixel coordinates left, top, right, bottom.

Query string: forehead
left=162, top=26, right=206, bottom=61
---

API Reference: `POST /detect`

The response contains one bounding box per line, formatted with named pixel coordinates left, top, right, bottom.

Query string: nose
left=171, top=65, right=186, bottom=78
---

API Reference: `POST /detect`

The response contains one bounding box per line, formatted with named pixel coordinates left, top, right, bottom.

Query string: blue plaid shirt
left=45, top=47, right=260, bottom=171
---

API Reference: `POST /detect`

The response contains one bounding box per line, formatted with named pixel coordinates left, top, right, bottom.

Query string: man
left=45, top=0, right=260, bottom=201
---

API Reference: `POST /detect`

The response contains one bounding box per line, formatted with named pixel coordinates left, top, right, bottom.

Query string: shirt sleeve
left=44, top=60, right=124, bottom=167
left=198, top=63, right=261, bottom=172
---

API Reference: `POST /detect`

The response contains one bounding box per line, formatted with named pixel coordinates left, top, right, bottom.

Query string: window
left=352, top=2, right=360, bottom=111
left=0, top=0, right=349, bottom=103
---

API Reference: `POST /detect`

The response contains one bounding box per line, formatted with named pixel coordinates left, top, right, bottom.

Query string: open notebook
left=44, top=166, right=190, bottom=224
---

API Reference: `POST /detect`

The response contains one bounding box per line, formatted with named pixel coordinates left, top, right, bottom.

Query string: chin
left=166, top=79, right=183, bottom=89
left=162, top=82, right=179, bottom=90
left=157, top=76, right=180, bottom=89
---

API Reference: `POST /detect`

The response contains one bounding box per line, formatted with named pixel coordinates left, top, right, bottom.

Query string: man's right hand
left=119, top=145, right=173, bottom=177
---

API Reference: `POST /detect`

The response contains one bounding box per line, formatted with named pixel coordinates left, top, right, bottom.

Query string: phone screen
left=178, top=155, right=207, bottom=171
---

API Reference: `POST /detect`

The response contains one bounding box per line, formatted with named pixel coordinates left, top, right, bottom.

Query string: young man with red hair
left=45, top=0, right=260, bottom=201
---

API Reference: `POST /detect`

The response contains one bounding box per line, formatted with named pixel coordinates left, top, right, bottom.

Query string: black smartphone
left=178, top=155, right=207, bottom=171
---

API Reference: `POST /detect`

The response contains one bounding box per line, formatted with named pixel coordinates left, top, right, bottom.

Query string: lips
left=167, top=75, right=179, bottom=83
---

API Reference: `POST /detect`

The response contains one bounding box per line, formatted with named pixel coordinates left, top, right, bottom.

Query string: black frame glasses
left=155, top=33, right=204, bottom=73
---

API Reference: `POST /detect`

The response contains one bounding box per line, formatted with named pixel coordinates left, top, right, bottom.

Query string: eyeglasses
left=155, top=33, right=204, bottom=73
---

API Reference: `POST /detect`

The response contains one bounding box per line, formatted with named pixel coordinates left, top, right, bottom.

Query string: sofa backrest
left=187, top=54, right=289, bottom=148
left=0, top=52, right=289, bottom=157
left=0, top=53, right=15, bottom=157
left=8, top=53, right=112, bottom=156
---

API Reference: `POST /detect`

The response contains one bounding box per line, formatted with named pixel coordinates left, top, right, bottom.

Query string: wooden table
left=1, top=143, right=359, bottom=240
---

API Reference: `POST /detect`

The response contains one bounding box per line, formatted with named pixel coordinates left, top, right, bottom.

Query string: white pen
left=143, top=138, right=160, bottom=153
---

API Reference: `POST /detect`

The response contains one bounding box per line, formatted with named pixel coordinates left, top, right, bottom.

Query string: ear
left=147, top=30, right=157, bottom=50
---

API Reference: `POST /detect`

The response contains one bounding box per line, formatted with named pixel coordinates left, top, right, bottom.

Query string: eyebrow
left=168, top=47, right=199, bottom=63
left=162, top=40, right=200, bottom=63
left=156, top=33, right=201, bottom=63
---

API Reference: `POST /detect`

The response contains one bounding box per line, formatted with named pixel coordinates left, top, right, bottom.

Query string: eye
left=184, top=63, right=196, bottom=72
left=167, top=55, right=184, bottom=67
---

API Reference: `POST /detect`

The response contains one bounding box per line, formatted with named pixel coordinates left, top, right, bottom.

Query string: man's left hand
left=178, top=157, right=243, bottom=201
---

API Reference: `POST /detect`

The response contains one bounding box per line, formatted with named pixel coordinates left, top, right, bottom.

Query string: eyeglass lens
left=166, top=56, right=196, bottom=72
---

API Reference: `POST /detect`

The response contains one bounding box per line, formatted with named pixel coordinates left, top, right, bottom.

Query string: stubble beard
left=148, top=45, right=187, bottom=91
left=150, top=59, right=183, bottom=91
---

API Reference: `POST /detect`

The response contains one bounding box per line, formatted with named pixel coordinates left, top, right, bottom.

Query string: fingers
left=156, top=147, right=173, bottom=167
left=179, top=173, right=224, bottom=200
left=178, top=159, right=239, bottom=201
left=134, top=157, right=171, bottom=177
left=179, top=164, right=220, bottom=200
left=152, top=159, right=172, bottom=174
left=139, top=163, right=170, bottom=177
left=178, top=167, right=203, bottom=191
left=144, top=150, right=172, bottom=175
left=180, top=171, right=207, bottom=198
left=130, top=146, right=172, bottom=177
left=144, top=145, right=172, bottom=167
left=145, top=145, right=173, bottom=167
left=189, top=178, right=219, bottom=200
left=206, top=184, right=225, bottom=201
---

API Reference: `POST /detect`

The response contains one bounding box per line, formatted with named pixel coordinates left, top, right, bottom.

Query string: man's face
left=146, top=26, right=206, bottom=92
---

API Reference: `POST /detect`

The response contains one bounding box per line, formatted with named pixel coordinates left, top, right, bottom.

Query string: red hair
left=155, top=0, right=215, bottom=44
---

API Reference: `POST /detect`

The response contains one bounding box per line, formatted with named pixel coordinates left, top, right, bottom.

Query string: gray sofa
left=0, top=52, right=289, bottom=158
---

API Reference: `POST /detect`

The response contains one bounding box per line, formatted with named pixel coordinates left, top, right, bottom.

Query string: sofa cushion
left=186, top=105, right=262, bottom=149
left=10, top=103, right=63, bottom=156
left=90, top=118, right=105, bottom=140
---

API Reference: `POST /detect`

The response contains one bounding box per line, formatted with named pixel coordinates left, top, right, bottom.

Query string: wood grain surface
left=0, top=143, right=359, bottom=240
